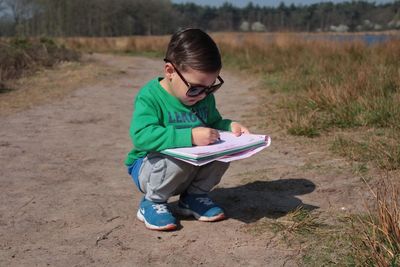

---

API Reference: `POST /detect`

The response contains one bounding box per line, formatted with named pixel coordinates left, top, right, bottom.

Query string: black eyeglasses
left=164, top=59, right=224, bottom=97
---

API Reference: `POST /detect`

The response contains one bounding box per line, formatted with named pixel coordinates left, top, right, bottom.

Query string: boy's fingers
left=210, top=129, right=219, bottom=136
left=210, top=130, right=220, bottom=143
left=233, top=130, right=241, bottom=136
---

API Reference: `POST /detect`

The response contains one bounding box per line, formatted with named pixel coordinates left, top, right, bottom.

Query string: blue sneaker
left=137, top=198, right=177, bottom=231
left=178, top=193, right=225, bottom=222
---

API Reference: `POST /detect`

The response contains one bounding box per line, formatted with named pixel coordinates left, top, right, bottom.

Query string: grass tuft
left=274, top=206, right=323, bottom=236
left=351, top=177, right=400, bottom=266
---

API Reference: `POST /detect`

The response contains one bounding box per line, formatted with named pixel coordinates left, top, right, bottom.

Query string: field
left=1, top=33, right=399, bottom=266
left=58, top=32, right=400, bottom=167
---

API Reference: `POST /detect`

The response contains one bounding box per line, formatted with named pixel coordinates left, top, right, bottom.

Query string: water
left=301, top=33, right=400, bottom=45
left=232, top=32, right=400, bottom=47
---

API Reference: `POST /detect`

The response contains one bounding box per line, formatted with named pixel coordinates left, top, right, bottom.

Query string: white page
left=217, top=143, right=269, bottom=163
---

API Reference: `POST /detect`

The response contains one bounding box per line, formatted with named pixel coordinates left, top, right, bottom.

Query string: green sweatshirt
left=125, top=77, right=232, bottom=166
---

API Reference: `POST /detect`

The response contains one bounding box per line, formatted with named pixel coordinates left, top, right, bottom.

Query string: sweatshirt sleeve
left=207, top=95, right=232, bottom=131
left=130, top=95, right=192, bottom=151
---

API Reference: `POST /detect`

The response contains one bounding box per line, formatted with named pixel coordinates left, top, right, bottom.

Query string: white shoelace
left=152, top=204, right=169, bottom=214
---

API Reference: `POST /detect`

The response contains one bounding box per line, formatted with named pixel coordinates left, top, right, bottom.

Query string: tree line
left=0, top=0, right=399, bottom=36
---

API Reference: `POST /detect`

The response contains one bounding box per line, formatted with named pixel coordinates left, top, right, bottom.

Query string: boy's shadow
left=172, top=178, right=317, bottom=223
left=212, top=178, right=318, bottom=223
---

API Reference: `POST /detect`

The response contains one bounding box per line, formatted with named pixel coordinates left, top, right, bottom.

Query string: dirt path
left=0, top=54, right=366, bottom=266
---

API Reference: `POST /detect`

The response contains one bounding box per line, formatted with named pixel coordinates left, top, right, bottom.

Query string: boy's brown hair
left=165, top=28, right=222, bottom=73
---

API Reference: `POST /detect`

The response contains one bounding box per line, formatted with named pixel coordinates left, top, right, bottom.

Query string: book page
left=217, top=143, right=268, bottom=163
left=166, top=140, right=270, bottom=166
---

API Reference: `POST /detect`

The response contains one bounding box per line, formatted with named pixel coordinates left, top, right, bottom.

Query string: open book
left=161, top=131, right=271, bottom=166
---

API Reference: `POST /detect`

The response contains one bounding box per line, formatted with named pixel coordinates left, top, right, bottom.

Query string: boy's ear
left=164, top=63, right=174, bottom=80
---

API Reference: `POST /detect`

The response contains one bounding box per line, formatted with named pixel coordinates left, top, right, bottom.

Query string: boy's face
left=164, top=63, right=220, bottom=106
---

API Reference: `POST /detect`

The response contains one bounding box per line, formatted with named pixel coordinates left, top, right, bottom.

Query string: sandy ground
left=0, top=54, right=370, bottom=266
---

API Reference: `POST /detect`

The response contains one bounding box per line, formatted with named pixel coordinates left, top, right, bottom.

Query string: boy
left=126, top=28, right=249, bottom=231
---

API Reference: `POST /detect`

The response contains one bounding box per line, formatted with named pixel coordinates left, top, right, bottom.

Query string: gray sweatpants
left=138, top=152, right=230, bottom=203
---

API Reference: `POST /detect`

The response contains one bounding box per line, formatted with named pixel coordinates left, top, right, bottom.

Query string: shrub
left=0, top=37, right=80, bottom=82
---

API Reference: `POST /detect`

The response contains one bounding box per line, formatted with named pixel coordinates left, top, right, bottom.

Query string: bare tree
left=5, top=0, right=34, bottom=35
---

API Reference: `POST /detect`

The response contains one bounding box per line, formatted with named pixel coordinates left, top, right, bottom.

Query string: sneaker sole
left=177, top=207, right=226, bottom=222
left=137, top=210, right=177, bottom=231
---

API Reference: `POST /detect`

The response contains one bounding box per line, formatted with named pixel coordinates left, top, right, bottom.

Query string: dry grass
left=57, top=36, right=169, bottom=54
left=245, top=183, right=399, bottom=266
left=217, top=33, right=400, bottom=132
left=272, top=206, right=323, bottom=236
left=352, top=176, right=400, bottom=266
left=214, top=33, right=400, bottom=171
left=246, top=207, right=355, bottom=265
left=212, top=33, right=400, bottom=265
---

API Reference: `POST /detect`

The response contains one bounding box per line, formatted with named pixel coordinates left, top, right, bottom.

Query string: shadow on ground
left=209, top=178, right=318, bottom=223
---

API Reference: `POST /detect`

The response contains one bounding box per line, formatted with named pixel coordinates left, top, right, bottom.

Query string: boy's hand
left=231, top=122, right=250, bottom=136
left=192, top=127, right=220, bottom=146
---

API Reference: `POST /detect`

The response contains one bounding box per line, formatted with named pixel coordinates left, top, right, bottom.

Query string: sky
left=171, top=0, right=394, bottom=7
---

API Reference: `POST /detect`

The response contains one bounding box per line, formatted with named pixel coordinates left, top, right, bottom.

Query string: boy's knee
left=142, top=153, right=194, bottom=183
left=164, top=155, right=196, bottom=173
left=140, top=154, right=196, bottom=200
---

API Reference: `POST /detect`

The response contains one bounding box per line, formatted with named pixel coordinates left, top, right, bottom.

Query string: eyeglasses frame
left=164, top=59, right=224, bottom=97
